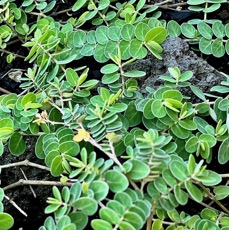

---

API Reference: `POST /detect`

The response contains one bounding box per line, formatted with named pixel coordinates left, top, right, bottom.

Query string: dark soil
left=1, top=137, right=54, bottom=229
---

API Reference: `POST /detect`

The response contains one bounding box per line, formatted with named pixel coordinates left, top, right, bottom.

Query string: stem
left=0, top=49, right=26, bottom=59
left=204, top=2, right=208, bottom=20
left=50, top=8, right=72, bottom=16
left=1, top=159, right=50, bottom=171
left=3, top=180, right=73, bottom=191
left=20, top=168, right=36, bottom=198
left=88, top=137, right=125, bottom=171
left=198, top=182, right=229, bottom=215
left=154, top=0, right=173, bottom=6
left=0, top=87, right=11, bottom=94
left=4, top=195, right=27, bottom=217
left=220, top=174, right=229, bottom=178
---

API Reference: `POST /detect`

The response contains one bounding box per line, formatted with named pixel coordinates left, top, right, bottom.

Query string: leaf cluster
left=0, top=0, right=229, bottom=230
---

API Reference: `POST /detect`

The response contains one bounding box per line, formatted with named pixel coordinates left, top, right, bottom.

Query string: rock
left=127, top=37, right=225, bottom=99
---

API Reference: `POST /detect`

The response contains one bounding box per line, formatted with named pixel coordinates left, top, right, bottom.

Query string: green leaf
left=136, top=0, right=146, bottom=11
left=0, top=141, right=3, bottom=156
left=123, top=70, right=146, bottom=78
left=104, top=170, right=129, bottom=193
left=8, top=133, right=26, bottom=156
left=94, top=44, right=109, bottom=63
left=199, top=38, right=212, bottom=55
left=171, top=124, right=190, bottom=139
left=126, top=159, right=150, bottom=180
left=35, top=134, right=45, bottom=159
left=124, top=102, right=142, bottom=127
left=187, top=0, right=205, bottom=5
left=73, top=197, right=98, bottom=216
left=218, top=138, right=229, bottom=164
left=96, top=26, right=109, bottom=44
left=163, top=90, right=183, bottom=101
left=102, top=73, right=120, bottom=84
left=135, top=22, right=150, bottom=40
left=199, top=134, right=216, bottom=147
left=145, top=42, right=163, bottom=60
left=0, top=25, right=12, bottom=39
left=101, top=64, right=119, bottom=74
left=90, top=180, right=109, bottom=201
left=185, top=136, right=198, bottom=153
left=99, top=207, right=120, bottom=225
left=119, top=40, right=131, bottom=60
left=211, top=38, right=225, bottom=58
left=212, top=21, right=225, bottom=38
left=174, top=185, right=188, bottom=205
left=51, top=155, right=64, bottom=177
left=59, top=141, right=80, bottom=156
left=108, top=26, right=121, bottom=42
left=181, top=23, right=196, bottom=38
left=190, top=85, right=206, bottom=101
left=72, top=0, right=87, bottom=11
left=197, top=22, right=213, bottom=39
left=119, top=221, right=135, bottom=230
left=170, top=160, right=188, bottom=181
left=124, top=211, right=144, bottom=229
left=195, top=170, right=222, bottom=186
left=152, top=219, right=164, bottom=230
left=154, top=177, right=168, bottom=194
left=214, top=186, right=229, bottom=200
left=91, top=219, right=112, bottom=230
left=129, top=39, right=147, bottom=59
left=98, top=0, right=110, bottom=10
left=179, top=119, right=197, bottom=131
left=121, top=24, right=135, bottom=41
left=167, top=20, right=181, bottom=37
left=145, top=27, right=167, bottom=44
left=66, top=68, right=79, bottom=87
left=0, top=213, right=14, bottom=230
left=162, top=169, right=178, bottom=187
left=185, top=180, right=203, bottom=202
left=211, top=85, right=229, bottom=93
left=151, top=99, right=166, bottom=118
left=187, top=155, right=196, bottom=175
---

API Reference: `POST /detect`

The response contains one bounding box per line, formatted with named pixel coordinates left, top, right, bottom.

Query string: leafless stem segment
left=0, top=87, right=11, bottom=94
left=1, top=159, right=50, bottom=171
left=20, top=168, right=37, bottom=198
left=4, top=195, right=27, bottom=217
left=3, top=179, right=73, bottom=191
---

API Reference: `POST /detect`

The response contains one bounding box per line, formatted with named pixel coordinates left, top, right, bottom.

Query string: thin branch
left=4, top=194, right=27, bottom=217
left=0, top=49, right=26, bottom=59
left=220, top=174, right=229, bottom=178
left=50, top=8, right=72, bottom=16
left=1, top=159, right=50, bottom=171
left=3, top=179, right=73, bottom=191
left=154, top=0, right=173, bottom=6
left=0, top=87, right=11, bottom=94
left=198, top=182, right=229, bottom=215
left=20, top=168, right=36, bottom=198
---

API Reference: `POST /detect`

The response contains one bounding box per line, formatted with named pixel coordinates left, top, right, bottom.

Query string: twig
left=20, top=168, right=36, bottom=198
left=220, top=174, right=229, bottom=178
left=0, top=49, right=26, bottom=59
left=0, top=87, right=11, bottom=94
left=155, top=0, right=173, bottom=6
left=1, top=159, right=50, bottom=171
left=3, top=179, right=73, bottom=191
left=50, top=8, right=72, bottom=16
left=4, top=194, right=27, bottom=217
left=198, top=182, right=229, bottom=215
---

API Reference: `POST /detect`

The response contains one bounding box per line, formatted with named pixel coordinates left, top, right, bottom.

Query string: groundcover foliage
left=0, top=0, right=229, bottom=229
